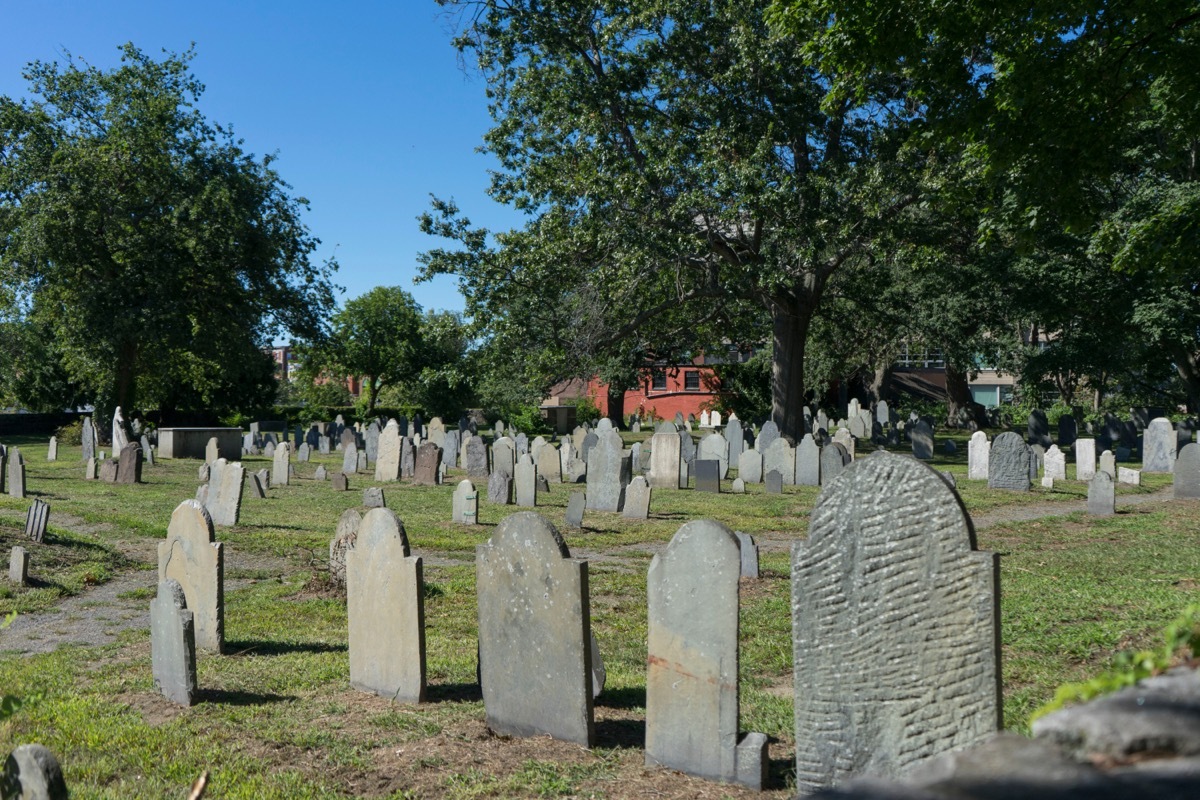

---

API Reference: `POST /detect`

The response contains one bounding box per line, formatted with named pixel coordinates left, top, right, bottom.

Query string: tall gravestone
left=763, top=438, right=795, bottom=485
left=150, top=579, right=198, bottom=706
left=342, top=442, right=358, bottom=475
left=1142, top=417, right=1176, bottom=473
left=819, top=443, right=848, bottom=486
left=140, top=434, right=154, bottom=466
left=1088, top=471, right=1116, bottom=516
left=1057, top=414, right=1077, bottom=446
left=157, top=500, right=224, bottom=652
left=1027, top=409, right=1051, bottom=447
left=1043, top=445, right=1067, bottom=481
left=205, top=459, right=245, bottom=527
left=399, top=436, right=416, bottom=479
left=988, top=432, right=1032, bottom=491
left=648, top=426, right=682, bottom=489
left=453, top=479, right=479, bottom=523
left=795, top=434, right=820, bottom=486
left=536, top=442, right=561, bottom=483
left=7, top=448, right=25, bottom=499
left=585, top=432, right=630, bottom=511
left=755, top=420, right=780, bottom=454
left=792, top=452, right=1000, bottom=793
left=115, top=443, right=142, bottom=484
left=465, top=436, right=489, bottom=478
left=443, top=429, right=461, bottom=469
left=1174, top=442, right=1200, bottom=499
left=514, top=453, right=538, bottom=507
left=374, top=420, right=402, bottom=482
left=364, top=421, right=381, bottom=464
left=205, top=437, right=219, bottom=465
left=347, top=508, right=426, bottom=703
left=272, top=442, right=291, bottom=487
left=81, top=416, right=97, bottom=462
left=967, top=431, right=990, bottom=480
left=645, top=519, right=767, bottom=789
left=738, top=449, right=763, bottom=484
left=698, top=432, right=729, bottom=479
left=910, top=420, right=934, bottom=460
left=726, top=415, right=745, bottom=465
left=413, top=442, right=441, bottom=486
left=46, top=436, right=57, bottom=462
left=488, top=470, right=512, bottom=505
left=476, top=512, right=594, bottom=746
left=492, top=437, right=516, bottom=479
left=1075, top=438, right=1097, bottom=481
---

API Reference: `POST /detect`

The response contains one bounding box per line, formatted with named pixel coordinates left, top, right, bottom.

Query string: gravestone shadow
left=595, top=717, right=644, bottom=749
left=425, top=682, right=482, bottom=703
left=224, top=638, right=346, bottom=656
left=197, top=688, right=293, bottom=706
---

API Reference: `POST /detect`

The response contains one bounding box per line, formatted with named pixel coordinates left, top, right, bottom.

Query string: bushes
left=54, top=418, right=84, bottom=446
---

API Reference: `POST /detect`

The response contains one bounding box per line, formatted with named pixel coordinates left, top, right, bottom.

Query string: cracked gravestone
left=157, top=500, right=224, bottom=653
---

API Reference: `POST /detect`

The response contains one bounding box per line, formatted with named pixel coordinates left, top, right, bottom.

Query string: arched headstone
left=157, top=500, right=224, bottom=652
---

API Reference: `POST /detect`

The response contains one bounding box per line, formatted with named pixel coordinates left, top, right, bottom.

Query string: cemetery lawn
left=1, top=432, right=1197, bottom=798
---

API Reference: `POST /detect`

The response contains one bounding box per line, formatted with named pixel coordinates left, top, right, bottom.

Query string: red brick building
left=544, top=357, right=727, bottom=427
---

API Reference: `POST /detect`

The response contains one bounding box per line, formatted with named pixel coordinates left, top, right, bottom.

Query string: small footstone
left=314, top=465, right=328, bottom=481
left=765, top=470, right=783, bottom=494
left=332, top=472, right=348, bottom=491
left=731, top=478, right=745, bottom=494
left=565, top=492, right=586, bottom=529
left=150, top=579, right=198, bottom=706
left=1117, top=467, right=1141, bottom=485
left=100, top=458, right=119, bottom=483
left=9, top=546, right=29, bottom=585
left=733, top=531, right=760, bottom=579
left=363, top=487, right=385, bottom=508
left=1041, top=475, right=1054, bottom=488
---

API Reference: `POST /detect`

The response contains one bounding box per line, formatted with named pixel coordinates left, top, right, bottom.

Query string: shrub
left=54, top=419, right=84, bottom=446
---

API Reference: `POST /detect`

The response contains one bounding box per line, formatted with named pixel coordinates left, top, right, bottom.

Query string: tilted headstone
left=272, top=442, right=291, bottom=487
left=988, top=432, right=1032, bottom=491
left=737, top=449, right=763, bottom=484
left=514, top=453, right=538, bottom=507
left=678, top=430, right=697, bottom=467
left=150, top=579, right=198, bottom=706
left=1075, top=438, right=1097, bottom=481
left=112, top=406, right=130, bottom=455
left=585, top=432, right=630, bottom=512
left=514, top=432, right=529, bottom=459
left=1099, top=449, right=1116, bottom=479
left=755, top=421, right=780, bottom=453
left=247, top=471, right=267, bottom=498
left=1142, top=417, right=1176, bottom=473
left=698, top=432, right=729, bottom=478
left=910, top=420, right=934, bottom=460
left=453, top=479, right=479, bottom=524
left=1043, top=445, right=1067, bottom=481
left=848, top=414, right=866, bottom=440
left=255, top=468, right=270, bottom=491
left=967, top=431, right=990, bottom=480
left=1174, top=443, right=1200, bottom=499
left=476, top=512, right=594, bottom=746
left=342, top=442, right=358, bottom=475
left=205, top=459, right=245, bottom=527
left=763, top=438, right=795, bottom=485
left=488, top=470, right=512, bottom=505
left=9, top=546, right=29, bottom=585
left=1088, top=471, right=1116, bottom=516
left=329, top=508, right=362, bottom=590
left=348, top=508, right=426, bottom=703
left=465, top=435, right=489, bottom=478
left=765, top=469, right=783, bottom=494
left=942, top=471, right=959, bottom=489
left=24, top=499, right=49, bottom=543
left=795, top=434, right=820, bottom=487
left=734, top=531, right=759, bottom=579
left=648, top=429, right=682, bottom=489
left=115, top=442, right=142, bottom=484
left=792, top=451, right=1000, bottom=793
left=4, top=743, right=70, bottom=800
left=875, top=400, right=890, bottom=426
left=84, top=457, right=97, bottom=481
left=1027, top=409, right=1051, bottom=447
left=356, top=451, right=368, bottom=473
left=819, top=443, right=848, bottom=486
left=157, top=500, right=224, bottom=652
left=363, top=487, right=386, bottom=508
left=645, top=519, right=767, bottom=789
left=413, top=442, right=441, bottom=486
left=374, top=420, right=402, bottom=481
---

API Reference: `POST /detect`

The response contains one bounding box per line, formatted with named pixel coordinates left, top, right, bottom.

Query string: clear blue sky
left=0, top=0, right=522, bottom=322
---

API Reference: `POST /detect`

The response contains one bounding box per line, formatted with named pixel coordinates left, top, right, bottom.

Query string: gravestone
left=562, top=440, right=587, bottom=483
left=698, top=432, right=729, bottom=478
left=195, top=484, right=209, bottom=506
left=763, top=438, right=795, bottom=485
left=514, top=432, right=529, bottom=459
left=819, top=443, right=849, bottom=486
left=1075, top=438, right=1097, bottom=481
left=271, top=442, right=291, bottom=486
left=694, top=459, right=721, bottom=493
left=1058, top=414, right=1078, bottom=446
left=677, top=430, right=697, bottom=468
left=465, top=436, right=489, bottom=478
left=1118, top=466, right=1141, bottom=485
left=1174, top=443, right=1200, bottom=499
left=374, top=420, right=402, bottom=482
left=530, top=435, right=547, bottom=464
left=622, top=476, right=651, bottom=519
left=9, top=546, right=29, bottom=585
left=875, top=400, right=890, bottom=426
left=46, top=436, right=57, bottom=462
left=488, top=470, right=513, bottom=505
left=342, top=442, right=358, bottom=475
left=514, top=453, right=538, bottom=507
left=565, top=491, right=586, bottom=529
left=493, top=437, right=517, bottom=479
left=427, top=416, right=446, bottom=448
left=255, top=468, right=270, bottom=491
left=677, top=456, right=690, bottom=489
left=198, top=463, right=210, bottom=482
left=112, top=406, right=129, bottom=454
left=988, top=432, right=1032, bottom=491
left=731, top=478, right=745, bottom=494
left=645, top=519, right=767, bottom=789
left=364, top=421, right=381, bottom=464
left=3, top=744, right=69, bottom=800
left=1028, top=409, right=1051, bottom=447
left=141, top=435, right=155, bottom=466
left=263, top=441, right=276, bottom=458
left=205, top=459, right=245, bottom=527
left=25, top=499, right=49, bottom=543
left=6, top=449, right=24, bottom=499
left=1043, top=445, right=1067, bottom=481
left=476, top=512, right=594, bottom=746
left=848, top=414, right=866, bottom=440
left=400, top=436, right=416, bottom=479
left=340, top=428, right=357, bottom=451
left=115, top=443, right=142, bottom=484
left=795, top=434, right=820, bottom=486
left=99, top=458, right=118, bottom=483
left=585, top=432, right=630, bottom=512
left=943, top=439, right=957, bottom=456
left=413, top=442, right=441, bottom=486
left=329, top=509, right=362, bottom=590
left=363, top=487, right=386, bottom=508
left=726, top=415, right=745, bottom=465
left=737, top=448, right=763, bottom=484
left=967, top=431, right=990, bottom=480
left=1142, top=417, right=1176, bottom=473
left=755, top=420, right=780, bottom=453
left=733, top=531, right=759, bottom=579
left=85, top=457, right=97, bottom=480
left=765, top=470, right=783, bottom=494
left=443, top=429, right=461, bottom=469
left=1099, top=450, right=1116, bottom=478
left=536, top=442, right=561, bottom=483
left=327, top=469, right=346, bottom=491
left=910, top=420, right=934, bottom=460
left=792, top=451, right=1000, bottom=793
left=1088, top=471, right=1116, bottom=516
left=157, top=500, right=224, bottom=652
left=205, top=437, right=219, bottom=465
left=832, top=427, right=856, bottom=460
left=247, top=471, right=267, bottom=498
left=348, top=508, right=426, bottom=703
left=648, top=428, right=682, bottom=489
left=453, top=479, right=479, bottom=524
left=81, top=416, right=97, bottom=462
left=318, top=436, right=331, bottom=456
left=150, top=579, right=198, bottom=706
left=357, top=451, right=368, bottom=472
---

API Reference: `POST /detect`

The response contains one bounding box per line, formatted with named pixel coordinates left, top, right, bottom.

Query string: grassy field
left=0, top=429, right=1196, bottom=799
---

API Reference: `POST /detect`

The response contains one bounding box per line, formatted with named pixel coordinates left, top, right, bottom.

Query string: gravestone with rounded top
left=738, top=449, right=763, bottom=484
left=1088, top=471, right=1116, bottom=516
left=726, top=415, right=745, bottom=461
left=1142, top=417, right=1176, bottom=473
left=464, top=435, right=489, bottom=478
left=205, top=437, right=219, bottom=465
left=646, top=519, right=767, bottom=789
left=1058, top=414, right=1077, bottom=446
left=205, top=459, right=244, bottom=527
left=332, top=471, right=348, bottom=491
left=272, top=442, right=291, bottom=487
left=967, top=431, right=990, bottom=480
left=1099, top=450, right=1116, bottom=478
left=648, top=427, right=682, bottom=489
left=81, top=416, right=97, bottom=462
left=157, top=500, right=224, bottom=652
left=348, top=508, right=426, bottom=703
left=443, top=429, right=461, bottom=469
left=565, top=491, right=586, bottom=529
left=400, top=436, right=416, bottom=478
left=536, top=441, right=561, bottom=483
left=988, top=432, right=1032, bottom=491
left=796, top=434, right=820, bottom=486
left=694, top=459, right=721, bottom=493
left=910, top=420, right=934, bottom=460
left=364, top=421, right=381, bottom=464
left=755, top=421, right=780, bottom=453
left=698, top=432, right=729, bottom=478
left=622, top=475, right=651, bottom=519
left=453, top=479, right=479, bottom=523
left=819, top=443, right=849, bottom=486
left=585, top=431, right=630, bottom=511
left=151, top=579, right=197, bottom=706
left=514, top=453, right=538, bottom=507
left=427, top=417, right=446, bottom=448
left=764, top=438, right=795, bottom=485
left=413, top=442, right=441, bottom=486
left=1028, top=409, right=1051, bottom=447
left=46, top=436, right=57, bottom=462
left=765, top=469, right=783, bottom=494
left=1043, top=445, right=1067, bottom=481
left=1174, top=443, right=1200, bottom=499
left=476, top=512, right=594, bottom=746
left=492, top=437, right=517, bottom=479
left=342, top=442, right=358, bottom=475
left=374, top=420, right=402, bottom=482
left=792, top=451, right=1000, bottom=794
left=488, top=470, right=512, bottom=505
left=329, top=508, right=362, bottom=590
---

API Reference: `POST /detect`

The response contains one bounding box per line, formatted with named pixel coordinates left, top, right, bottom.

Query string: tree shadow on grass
left=223, top=639, right=347, bottom=657
left=198, top=688, right=294, bottom=706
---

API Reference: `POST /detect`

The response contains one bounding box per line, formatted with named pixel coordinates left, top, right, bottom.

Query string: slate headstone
left=726, top=415, right=745, bottom=465
left=585, top=432, right=630, bottom=512
left=374, top=420, right=402, bottom=481
left=737, top=449, right=763, bottom=484
left=565, top=491, right=586, bottom=529
left=81, top=416, right=97, bottom=462
left=1088, top=471, right=1116, bottom=516
left=536, top=442, right=561, bottom=483
left=4, top=744, right=69, bottom=800
left=694, top=459, right=721, bottom=493
left=763, top=438, right=795, bottom=485
left=621, top=475, right=651, bottom=519
left=342, top=442, right=358, bottom=475
left=733, top=530, right=760, bottom=579
left=1028, top=409, right=1051, bottom=447
left=488, top=470, right=513, bottom=505
left=331, top=472, right=348, bottom=492
left=910, top=420, right=934, bottom=460
left=150, top=579, right=198, bottom=706
left=413, top=442, right=441, bottom=486
left=465, top=435, right=489, bottom=478
left=795, top=434, right=820, bottom=486
left=6, top=449, right=25, bottom=499
left=363, top=487, right=386, bottom=508
left=698, top=432, right=729, bottom=478
left=205, top=459, right=245, bottom=527
left=514, top=453, right=537, bottom=507
left=988, top=432, right=1032, bottom=491
left=1057, top=414, right=1078, bottom=447
left=400, top=436, right=416, bottom=479
left=765, top=469, right=783, bottom=494
left=24, top=499, right=49, bottom=543
left=157, top=500, right=224, bottom=652
left=115, top=442, right=142, bottom=484
left=99, top=458, right=118, bottom=483
left=755, top=420, right=780, bottom=453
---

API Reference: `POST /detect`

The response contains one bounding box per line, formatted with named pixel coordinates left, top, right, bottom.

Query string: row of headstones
left=1026, top=408, right=1198, bottom=452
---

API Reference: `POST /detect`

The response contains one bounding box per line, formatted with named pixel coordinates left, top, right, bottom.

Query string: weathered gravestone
left=1099, top=449, right=1116, bottom=479
left=198, top=463, right=210, bottom=482
left=795, top=434, right=820, bottom=487
left=493, top=437, right=516, bottom=479
left=115, top=443, right=143, bottom=484
left=1142, top=417, right=1176, bottom=473
left=910, top=420, right=934, bottom=460
left=792, top=451, right=1000, bottom=794
left=329, top=508, right=362, bottom=590
left=1044, top=445, right=1067, bottom=481
left=413, top=442, right=441, bottom=486
left=726, top=415, right=745, bottom=465
left=730, top=478, right=745, bottom=494
left=476, top=512, right=594, bottom=746
left=46, top=436, right=57, bottom=462
left=374, top=420, right=402, bottom=482
left=364, top=421, right=381, bottom=464
left=832, top=427, right=856, bottom=461
left=698, top=432, right=729, bottom=479
left=150, top=579, right=198, bottom=706
left=3, top=743, right=69, bottom=800
left=99, top=458, right=118, bottom=483
left=819, top=443, right=849, bottom=486
left=453, top=479, right=479, bottom=524
left=536, top=442, right=561, bottom=483
left=755, top=420, right=780, bottom=454
left=363, top=487, right=386, bottom=508
left=1118, top=466, right=1141, bottom=485
left=205, top=459, right=244, bottom=527
left=157, top=500, right=224, bottom=652
left=81, top=416, right=97, bottom=462
left=1075, top=438, right=1097, bottom=481
left=342, top=442, right=358, bottom=475
left=141, top=434, right=155, bottom=466
left=622, top=475, right=651, bottom=519
left=331, top=471, right=348, bottom=492
left=7, top=448, right=25, bottom=499
left=464, top=435, right=489, bottom=479
left=988, top=432, right=1032, bottom=491
left=9, top=546, right=29, bottom=585
left=585, top=432, right=630, bottom=512
left=765, top=470, right=783, bottom=494
left=204, top=437, right=219, bottom=465
left=443, top=429, right=461, bottom=469
left=399, top=436, right=416, bottom=479
left=645, top=519, right=768, bottom=789
left=488, top=470, right=512, bottom=505
left=694, top=459, right=721, bottom=493
left=1088, top=471, right=1116, bottom=516
left=563, top=491, right=585, bottom=529
left=738, top=449, right=763, bottom=484
left=272, top=442, right=291, bottom=487
left=84, top=457, right=97, bottom=480
left=734, top=530, right=760, bottom=579
left=514, top=453, right=537, bottom=507
left=426, top=416, right=446, bottom=449
left=648, top=426, right=682, bottom=489
left=263, top=441, right=276, bottom=458
left=348, top=508, right=426, bottom=703
left=25, top=499, right=49, bottom=543
left=967, top=431, right=990, bottom=480
left=1174, top=443, right=1200, bottom=499
left=246, top=471, right=267, bottom=498
left=764, top=438, right=795, bottom=485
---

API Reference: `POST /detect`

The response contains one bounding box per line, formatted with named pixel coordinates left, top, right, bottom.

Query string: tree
left=0, top=44, right=335, bottom=419
left=422, top=1, right=936, bottom=439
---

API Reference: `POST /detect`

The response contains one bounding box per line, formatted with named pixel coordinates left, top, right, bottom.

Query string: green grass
left=0, top=431, right=1196, bottom=798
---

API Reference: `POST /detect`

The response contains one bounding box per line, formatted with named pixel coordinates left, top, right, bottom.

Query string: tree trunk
left=868, top=360, right=893, bottom=405
left=113, top=339, right=138, bottom=422
left=606, top=383, right=626, bottom=429
left=945, top=362, right=989, bottom=429
left=1170, top=345, right=1200, bottom=413
left=366, top=376, right=378, bottom=413
left=770, top=292, right=819, bottom=442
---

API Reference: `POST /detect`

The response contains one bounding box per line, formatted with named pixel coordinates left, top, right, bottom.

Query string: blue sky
left=0, top=0, right=522, bottom=322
